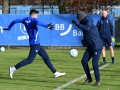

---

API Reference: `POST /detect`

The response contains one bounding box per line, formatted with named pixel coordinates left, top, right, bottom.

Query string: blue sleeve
left=8, top=19, right=23, bottom=30
left=109, top=19, right=114, bottom=36
left=78, top=19, right=93, bottom=31
left=96, top=20, right=100, bottom=30
left=34, top=19, right=48, bottom=28
left=96, top=19, right=101, bottom=33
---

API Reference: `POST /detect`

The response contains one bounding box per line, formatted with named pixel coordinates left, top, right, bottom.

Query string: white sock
left=12, top=66, right=16, bottom=72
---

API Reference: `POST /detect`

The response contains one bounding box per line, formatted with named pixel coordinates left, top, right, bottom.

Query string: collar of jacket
left=102, top=16, right=108, bottom=19
left=79, top=16, right=88, bottom=23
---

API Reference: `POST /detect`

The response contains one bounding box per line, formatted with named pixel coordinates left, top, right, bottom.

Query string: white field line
left=54, top=63, right=110, bottom=90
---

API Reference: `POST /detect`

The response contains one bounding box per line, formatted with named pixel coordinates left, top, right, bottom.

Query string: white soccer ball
left=0, top=47, right=5, bottom=52
left=69, top=49, right=78, bottom=57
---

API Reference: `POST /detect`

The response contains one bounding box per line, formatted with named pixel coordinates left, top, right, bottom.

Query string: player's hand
left=72, top=20, right=79, bottom=27
left=3, top=28, right=9, bottom=30
left=47, top=23, right=54, bottom=30
left=72, top=20, right=77, bottom=25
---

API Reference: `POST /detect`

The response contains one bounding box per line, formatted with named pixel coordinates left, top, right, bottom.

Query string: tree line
left=1, top=0, right=120, bottom=14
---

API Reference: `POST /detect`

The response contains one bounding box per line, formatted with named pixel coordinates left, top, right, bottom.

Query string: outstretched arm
left=3, top=19, right=23, bottom=30
left=78, top=21, right=92, bottom=31
left=72, top=19, right=92, bottom=31
left=35, top=20, right=54, bottom=30
left=36, top=20, right=47, bottom=28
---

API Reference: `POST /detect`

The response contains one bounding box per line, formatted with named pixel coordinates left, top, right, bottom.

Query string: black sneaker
left=82, top=79, right=93, bottom=85
left=94, top=81, right=100, bottom=86
left=102, top=60, right=106, bottom=64
left=112, top=60, right=116, bottom=64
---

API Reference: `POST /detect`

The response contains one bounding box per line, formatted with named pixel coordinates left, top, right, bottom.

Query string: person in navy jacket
left=72, top=11, right=103, bottom=86
left=3, top=9, right=66, bottom=79
left=97, top=10, right=116, bottom=64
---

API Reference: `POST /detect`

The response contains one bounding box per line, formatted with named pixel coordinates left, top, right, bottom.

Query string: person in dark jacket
left=97, top=10, right=116, bottom=64
left=72, top=11, right=103, bottom=86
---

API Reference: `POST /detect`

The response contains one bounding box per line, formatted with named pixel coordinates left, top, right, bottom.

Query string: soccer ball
left=69, top=49, right=78, bottom=57
left=0, top=47, right=5, bottom=52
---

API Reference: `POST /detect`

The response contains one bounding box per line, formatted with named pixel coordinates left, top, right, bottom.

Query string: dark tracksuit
left=97, top=16, right=114, bottom=46
left=7, top=16, right=56, bottom=73
left=75, top=16, right=103, bottom=82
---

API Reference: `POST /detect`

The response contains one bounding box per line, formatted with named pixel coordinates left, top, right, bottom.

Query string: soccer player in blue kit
left=72, top=11, right=103, bottom=86
left=3, top=9, right=66, bottom=78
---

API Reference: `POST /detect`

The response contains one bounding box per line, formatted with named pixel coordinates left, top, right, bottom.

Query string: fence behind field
left=0, top=14, right=114, bottom=46
left=115, top=15, right=120, bottom=42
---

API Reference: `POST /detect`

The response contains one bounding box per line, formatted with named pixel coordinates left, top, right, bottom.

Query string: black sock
left=103, top=57, right=106, bottom=61
left=111, top=57, right=114, bottom=61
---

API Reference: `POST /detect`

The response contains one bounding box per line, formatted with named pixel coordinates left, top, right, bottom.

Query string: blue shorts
left=101, top=37, right=112, bottom=46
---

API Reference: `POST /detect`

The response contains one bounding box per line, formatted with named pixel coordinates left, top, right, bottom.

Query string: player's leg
left=106, top=37, right=116, bottom=64
left=109, top=46, right=115, bottom=63
left=102, top=46, right=106, bottom=64
left=101, top=37, right=106, bottom=64
left=81, top=49, right=93, bottom=85
left=109, top=46, right=114, bottom=57
left=38, top=46, right=66, bottom=78
left=92, top=49, right=102, bottom=86
left=9, top=44, right=38, bottom=78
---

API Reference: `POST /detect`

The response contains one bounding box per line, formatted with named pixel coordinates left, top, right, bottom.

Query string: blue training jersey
left=8, top=16, right=48, bottom=44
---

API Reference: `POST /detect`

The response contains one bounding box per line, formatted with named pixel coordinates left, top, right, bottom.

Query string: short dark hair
left=29, top=9, right=39, bottom=15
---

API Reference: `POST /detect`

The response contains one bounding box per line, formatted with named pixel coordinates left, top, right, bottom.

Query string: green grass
left=115, top=42, right=120, bottom=46
left=0, top=48, right=120, bottom=90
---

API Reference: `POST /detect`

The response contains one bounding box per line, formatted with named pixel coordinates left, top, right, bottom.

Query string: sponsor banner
left=0, top=14, right=114, bottom=46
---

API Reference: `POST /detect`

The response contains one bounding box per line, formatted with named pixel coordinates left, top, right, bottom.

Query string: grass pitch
left=0, top=48, right=120, bottom=90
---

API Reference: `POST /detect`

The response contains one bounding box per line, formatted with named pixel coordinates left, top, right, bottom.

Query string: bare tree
left=1, top=0, right=120, bottom=14
left=2, top=0, right=9, bottom=14
left=57, top=0, right=66, bottom=14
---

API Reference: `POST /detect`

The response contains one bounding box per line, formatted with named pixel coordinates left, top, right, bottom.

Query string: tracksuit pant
left=15, top=44, right=56, bottom=73
left=81, top=49, right=102, bottom=82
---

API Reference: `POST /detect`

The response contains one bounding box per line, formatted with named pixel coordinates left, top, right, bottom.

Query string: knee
left=102, top=47, right=105, bottom=51
left=92, top=61, right=98, bottom=67
left=81, top=59, right=87, bottom=64
left=27, top=58, right=33, bottom=64
left=109, top=46, right=113, bottom=50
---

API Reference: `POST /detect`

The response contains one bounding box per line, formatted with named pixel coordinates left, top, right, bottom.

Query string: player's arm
left=109, top=19, right=114, bottom=36
left=78, top=21, right=93, bottom=31
left=96, top=20, right=100, bottom=31
left=72, top=19, right=92, bottom=31
left=3, top=19, right=23, bottom=30
left=35, top=20, right=54, bottom=30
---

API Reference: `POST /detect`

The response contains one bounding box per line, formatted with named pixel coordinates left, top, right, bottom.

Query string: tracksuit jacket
left=77, top=16, right=103, bottom=50
left=97, top=16, right=114, bottom=37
